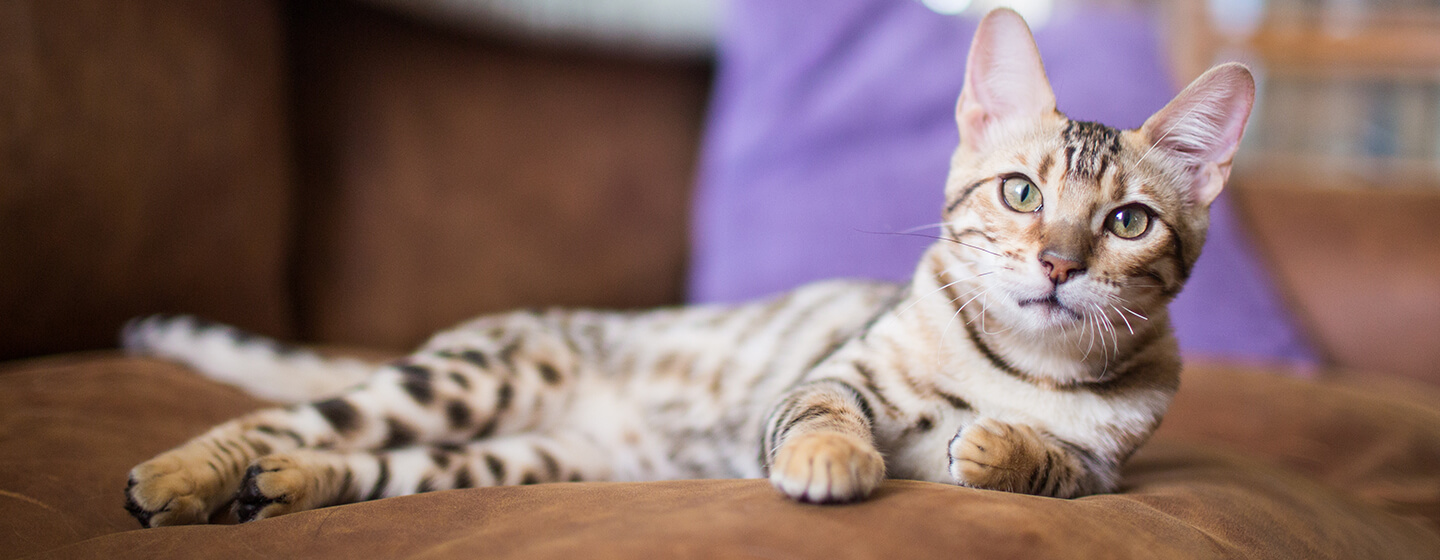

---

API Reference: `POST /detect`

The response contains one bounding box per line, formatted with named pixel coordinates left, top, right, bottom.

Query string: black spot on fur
left=448, top=371, right=471, bottom=390
left=455, top=467, right=475, bottom=489
left=536, top=448, right=561, bottom=481
left=382, top=418, right=418, bottom=448
left=417, top=476, right=437, bottom=494
left=536, top=362, right=561, bottom=384
left=484, top=453, right=506, bottom=483
left=429, top=448, right=453, bottom=469
left=338, top=469, right=357, bottom=502
left=520, top=472, right=540, bottom=485
left=914, top=416, right=934, bottom=432
left=256, top=425, right=305, bottom=446
left=445, top=400, right=472, bottom=430
left=568, top=473, right=583, bottom=483
left=459, top=350, right=489, bottom=369
left=473, top=417, right=498, bottom=439
left=367, top=456, right=390, bottom=501
left=397, top=365, right=435, bottom=405
left=496, top=382, right=513, bottom=412
left=436, top=442, right=464, bottom=453
left=498, top=341, right=521, bottom=369
left=314, top=399, right=360, bottom=434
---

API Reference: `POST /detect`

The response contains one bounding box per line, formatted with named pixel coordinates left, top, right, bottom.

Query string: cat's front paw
left=949, top=418, right=1045, bottom=493
left=235, top=453, right=334, bottom=522
left=770, top=432, right=885, bottom=504
left=125, top=451, right=238, bottom=527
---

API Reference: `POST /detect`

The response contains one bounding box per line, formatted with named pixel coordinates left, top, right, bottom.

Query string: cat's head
left=942, top=9, right=1254, bottom=334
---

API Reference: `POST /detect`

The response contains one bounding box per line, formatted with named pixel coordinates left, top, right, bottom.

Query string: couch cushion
left=2, top=355, right=1438, bottom=559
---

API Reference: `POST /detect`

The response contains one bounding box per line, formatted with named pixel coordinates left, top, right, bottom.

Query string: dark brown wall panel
left=289, top=2, right=709, bottom=350
left=0, top=1, right=295, bottom=359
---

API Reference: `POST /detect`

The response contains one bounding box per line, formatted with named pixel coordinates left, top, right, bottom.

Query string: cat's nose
left=1039, top=251, right=1084, bottom=284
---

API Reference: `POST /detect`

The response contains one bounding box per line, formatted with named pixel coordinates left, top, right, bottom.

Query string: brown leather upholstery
left=3, top=356, right=1437, bottom=559
left=1234, top=185, right=1440, bottom=385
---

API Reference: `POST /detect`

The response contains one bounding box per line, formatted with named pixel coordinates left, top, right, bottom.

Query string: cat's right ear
left=957, top=8, right=1057, bottom=154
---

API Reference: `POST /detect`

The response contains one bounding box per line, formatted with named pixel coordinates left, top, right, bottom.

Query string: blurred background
left=2, top=0, right=1437, bottom=385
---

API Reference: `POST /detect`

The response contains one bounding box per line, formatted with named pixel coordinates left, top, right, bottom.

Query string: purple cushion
left=688, top=0, right=1316, bottom=366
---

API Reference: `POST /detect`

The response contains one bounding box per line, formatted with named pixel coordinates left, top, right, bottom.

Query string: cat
left=121, top=8, right=1254, bottom=527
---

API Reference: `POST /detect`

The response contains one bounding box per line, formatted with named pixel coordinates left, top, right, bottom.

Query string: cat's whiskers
left=1096, top=303, right=1120, bottom=358
left=897, top=271, right=995, bottom=317
left=898, top=221, right=951, bottom=234
left=1111, top=304, right=1135, bottom=336
left=855, top=229, right=1006, bottom=259
left=940, top=287, right=991, bottom=351
left=1117, top=303, right=1150, bottom=322
left=978, top=294, right=1009, bottom=335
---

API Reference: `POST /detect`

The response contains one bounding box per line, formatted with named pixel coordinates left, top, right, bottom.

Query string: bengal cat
left=122, top=8, right=1254, bottom=527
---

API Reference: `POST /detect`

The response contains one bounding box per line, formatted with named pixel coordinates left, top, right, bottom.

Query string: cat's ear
left=957, top=8, right=1056, bottom=154
left=1139, top=63, right=1255, bottom=207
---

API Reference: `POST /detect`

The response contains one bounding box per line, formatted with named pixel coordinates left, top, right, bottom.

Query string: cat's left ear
left=957, top=8, right=1057, bottom=154
left=1139, top=63, right=1256, bottom=207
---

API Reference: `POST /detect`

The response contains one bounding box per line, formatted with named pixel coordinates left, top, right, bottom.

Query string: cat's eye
left=1000, top=177, right=1042, bottom=213
left=1106, top=205, right=1152, bottom=239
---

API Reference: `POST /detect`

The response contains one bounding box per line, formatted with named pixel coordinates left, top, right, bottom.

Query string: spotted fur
left=121, top=9, right=1255, bottom=526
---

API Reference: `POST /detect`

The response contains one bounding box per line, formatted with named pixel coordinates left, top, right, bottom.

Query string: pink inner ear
left=1142, top=63, right=1255, bottom=205
left=1146, top=64, right=1255, bottom=168
left=956, top=9, right=1056, bottom=152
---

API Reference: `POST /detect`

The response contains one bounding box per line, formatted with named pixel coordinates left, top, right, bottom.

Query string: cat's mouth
left=1016, top=293, right=1083, bottom=321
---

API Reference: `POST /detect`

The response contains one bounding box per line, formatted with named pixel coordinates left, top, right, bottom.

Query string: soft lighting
left=921, top=0, right=1055, bottom=28
left=921, top=0, right=973, bottom=16
left=985, top=0, right=1054, bottom=28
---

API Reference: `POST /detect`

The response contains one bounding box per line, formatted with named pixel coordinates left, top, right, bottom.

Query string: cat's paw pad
left=949, top=418, right=1044, bottom=492
left=235, top=455, right=318, bottom=522
left=770, top=432, right=885, bottom=504
left=125, top=452, right=230, bottom=527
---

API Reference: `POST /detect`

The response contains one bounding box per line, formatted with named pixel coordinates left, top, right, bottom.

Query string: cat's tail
left=121, top=315, right=377, bottom=404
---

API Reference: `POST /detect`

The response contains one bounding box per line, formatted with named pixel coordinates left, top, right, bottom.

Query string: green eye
left=1000, top=177, right=1042, bottom=212
left=1107, top=205, right=1152, bottom=239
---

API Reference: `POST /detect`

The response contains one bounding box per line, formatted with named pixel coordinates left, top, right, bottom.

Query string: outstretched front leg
left=762, top=379, right=886, bottom=504
left=949, top=418, right=1113, bottom=498
left=232, top=432, right=610, bottom=522
left=126, top=331, right=576, bottom=527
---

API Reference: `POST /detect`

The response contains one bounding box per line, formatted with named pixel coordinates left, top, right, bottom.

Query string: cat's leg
left=948, top=418, right=1111, bottom=498
left=762, top=379, right=886, bottom=504
left=127, top=334, right=577, bottom=527
left=231, top=432, right=610, bottom=522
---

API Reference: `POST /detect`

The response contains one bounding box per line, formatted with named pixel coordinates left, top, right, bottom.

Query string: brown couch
left=4, top=1, right=1440, bottom=558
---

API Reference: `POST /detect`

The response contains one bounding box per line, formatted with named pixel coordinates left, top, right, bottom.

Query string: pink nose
left=1040, top=252, right=1084, bottom=284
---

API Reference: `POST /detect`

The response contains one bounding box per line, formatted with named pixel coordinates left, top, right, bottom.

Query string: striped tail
left=121, top=315, right=376, bottom=404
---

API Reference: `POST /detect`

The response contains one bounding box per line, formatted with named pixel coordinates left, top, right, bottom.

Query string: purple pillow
left=688, top=0, right=1315, bottom=366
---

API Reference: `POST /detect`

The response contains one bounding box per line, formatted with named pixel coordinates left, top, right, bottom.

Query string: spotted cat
left=122, top=8, right=1254, bottom=527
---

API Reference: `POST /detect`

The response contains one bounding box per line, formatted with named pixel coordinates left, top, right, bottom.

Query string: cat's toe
left=234, top=454, right=322, bottom=522
left=125, top=454, right=227, bottom=527
left=770, top=432, right=885, bottom=504
left=949, top=418, right=1042, bottom=492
